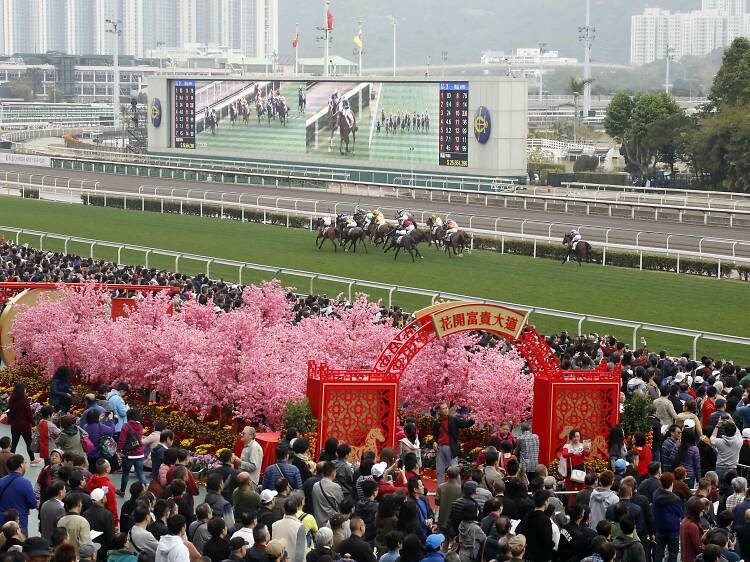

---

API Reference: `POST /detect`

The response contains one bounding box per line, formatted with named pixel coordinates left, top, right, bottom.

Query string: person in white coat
left=155, top=515, right=190, bottom=562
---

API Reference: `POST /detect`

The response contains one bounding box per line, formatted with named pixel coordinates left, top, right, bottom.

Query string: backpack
left=122, top=424, right=140, bottom=454
left=98, top=424, right=118, bottom=458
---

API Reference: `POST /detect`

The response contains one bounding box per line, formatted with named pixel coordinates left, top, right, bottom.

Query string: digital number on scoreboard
left=173, top=80, right=196, bottom=150
left=438, top=82, right=469, bottom=167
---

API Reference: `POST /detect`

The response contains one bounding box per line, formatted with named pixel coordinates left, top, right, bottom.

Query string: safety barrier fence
left=4, top=180, right=750, bottom=277
left=4, top=175, right=750, bottom=261
left=8, top=155, right=750, bottom=226
left=0, top=224, right=748, bottom=360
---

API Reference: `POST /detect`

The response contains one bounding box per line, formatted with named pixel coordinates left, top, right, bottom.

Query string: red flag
left=292, top=31, right=299, bottom=48
left=326, top=9, right=333, bottom=31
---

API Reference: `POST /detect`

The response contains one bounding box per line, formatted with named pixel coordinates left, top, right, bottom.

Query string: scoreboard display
left=173, top=80, right=196, bottom=150
left=438, top=81, right=469, bottom=167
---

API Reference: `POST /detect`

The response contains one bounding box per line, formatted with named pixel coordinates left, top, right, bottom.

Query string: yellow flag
left=353, top=34, right=363, bottom=49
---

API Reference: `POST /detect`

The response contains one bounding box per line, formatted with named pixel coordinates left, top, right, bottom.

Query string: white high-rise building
left=631, top=2, right=749, bottom=66
left=0, top=0, right=277, bottom=59
left=3, top=0, right=47, bottom=54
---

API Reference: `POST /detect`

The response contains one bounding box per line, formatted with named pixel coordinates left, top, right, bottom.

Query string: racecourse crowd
left=4, top=244, right=750, bottom=562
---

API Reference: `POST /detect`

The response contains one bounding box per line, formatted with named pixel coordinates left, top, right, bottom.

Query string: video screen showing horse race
left=174, top=79, right=445, bottom=167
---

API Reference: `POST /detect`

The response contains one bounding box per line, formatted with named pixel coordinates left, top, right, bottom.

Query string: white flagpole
left=295, top=23, right=299, bottom=76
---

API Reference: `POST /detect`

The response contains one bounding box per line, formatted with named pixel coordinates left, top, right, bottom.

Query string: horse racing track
left=2, top=196, right=748, bottom=362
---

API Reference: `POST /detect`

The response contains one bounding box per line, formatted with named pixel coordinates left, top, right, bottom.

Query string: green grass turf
left=1, top=195, right=748, bottom=362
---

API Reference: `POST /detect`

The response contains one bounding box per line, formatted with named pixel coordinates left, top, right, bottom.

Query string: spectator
left=398, top=422, right=422, bottom=469
left=654, top=387, right=678, bottom=427
left=377, top=530, right=402, bottom=562
left=232, top=472, right=260, bottom=522
left=186, top=503, right=212, bottom=552
left=263, top=444, right=303, bottom=491
left=36, top=406, right=60, bottom=466
left=209, top=449, right=238, bottom=503
left=711, top=419, right=743, bottom=483
left=117, top=409, right=146, bottom=497
left=354, top=479, right=378, bottom=544
left=675, top=428, right=701, bottom=488
left=516, top=491, right=554, bottom=562
left=106, top=532, right=138, bottom=562
left=83, top=487, right=116, bottom=555
left=507, top=535, right=527, bottom=562
left=436, top=466, right=462, bottom=535
left=38, top=480, right=66, bottom=544
left=107, top=384, right=130, bottom=440
left=661, top=425, right=682, bottom=474
left=311, top=462, right=343, bottom=527
left=7, top=384, right=37, bottom=464
left=204, top=472, right=234, bottom=530
left=155, top=514, right=190, bottom=562
left=272, top=495, right=306, bottom=562
left=86, top=459, right=119, bottom=527
left=258, top=490, right=282, bottom=534
left=306, top=527, right=335, bottom=562
left=681, top=497, right=707, bottom=562
left=589, top=471, right=618, bottom=529
left=57, top=493, right=93, bottom=550
left=81, top=409, right=116, bottom=473
left=128, top=505, right=158, bottom=556
left=291, top=438, right=314, bottom=484
left=337, top=516, right=376, bottom=562
left=230, top=510, right=257, bottom=549
left=562, top=429, right=590, bottom=496
left=576, top=473, right=597, bottom=508
left=615, top=517, right=647, bottom=562
left=448, top=482, right=480, bottom=539
left=0, top=521, right=25, bottom=553
left=653, top=473, right=683, bottom=562
left=630, top=432, right=652, bottom=478
left=637, top=462, right=662, bottom=502
left=517, top=422, right=540, bottom=475
left=149, top=430, right=174, bottom=481
left=332, top=445, right=355, bottom=501
left=432, top=402, right=475, bottom=485
left=50, top=367, right=73, bottom=414
left=0, top=455, right=37, bottom=536
left=203, top=518, right=231, bottom=562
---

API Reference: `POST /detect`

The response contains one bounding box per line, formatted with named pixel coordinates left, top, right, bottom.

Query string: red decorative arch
left=307, top=301, right=620, bottom=464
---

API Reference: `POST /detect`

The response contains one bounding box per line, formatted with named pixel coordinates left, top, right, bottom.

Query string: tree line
left=604, top=37, right=750, bottom=192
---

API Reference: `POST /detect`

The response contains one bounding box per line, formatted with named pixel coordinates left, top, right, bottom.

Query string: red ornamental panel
left=533, top=369, right=621, bottom=464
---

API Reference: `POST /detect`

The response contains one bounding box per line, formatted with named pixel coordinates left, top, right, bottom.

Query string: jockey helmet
left=403, top=220, right=413, bottom=228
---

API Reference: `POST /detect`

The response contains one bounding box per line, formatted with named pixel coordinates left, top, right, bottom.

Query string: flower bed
left=0, top=367, right=235, bottom=461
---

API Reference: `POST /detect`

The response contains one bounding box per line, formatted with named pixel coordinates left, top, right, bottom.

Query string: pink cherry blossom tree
left=10, top=282, right=110, bottom=375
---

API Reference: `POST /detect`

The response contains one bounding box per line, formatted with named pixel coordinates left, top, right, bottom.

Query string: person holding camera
left=710, top=416, right=742, bottom=483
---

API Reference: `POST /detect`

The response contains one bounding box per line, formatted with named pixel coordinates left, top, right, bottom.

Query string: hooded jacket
left=652, top=488, right=684, bottom=536
left=613, top=536, right=647, bottom=562
left=589, top=487, right=619, bottom=528
left=155, top=534, right=190, bottom=562
left=86, top=473, right=120, bottom=526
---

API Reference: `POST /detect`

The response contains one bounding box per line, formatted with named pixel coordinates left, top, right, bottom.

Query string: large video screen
left=171, top=79, right=469, bottom=168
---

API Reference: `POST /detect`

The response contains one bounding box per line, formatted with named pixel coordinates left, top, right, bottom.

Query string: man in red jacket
left=702, top=387, right=718, bottom=432
left=86, top=458, right=119, bottom=528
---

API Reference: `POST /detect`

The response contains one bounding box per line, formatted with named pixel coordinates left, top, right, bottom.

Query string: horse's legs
left=361, top=236, right=368, bottom=254
left=415, top=247, right=423, bottom=260
left=393, top=246, right=401, bottom=260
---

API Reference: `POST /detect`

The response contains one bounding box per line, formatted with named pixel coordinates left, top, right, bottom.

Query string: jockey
left=364, top=211, right=374, bottom=228
left=397, top=209, right=412, bottom=226
left=322, top=216, right=333, bottom=228
left=330, top=90, right=340, bottom=111
left=444, top=219, right=459, bottom=242
left=396, top=219, right=416, bottom=240
left=374, top=210, right=386, bottom=224
left=569, top=229, right=582, bottom=250
left=345, top=216, right=357, bottom=232
left=430, top=214, right=444, bottom=235
left=342, top=99, right=355, bottom=128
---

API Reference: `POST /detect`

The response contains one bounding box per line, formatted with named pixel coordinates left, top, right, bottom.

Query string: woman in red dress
left=561, top=428, right=590, bottom=499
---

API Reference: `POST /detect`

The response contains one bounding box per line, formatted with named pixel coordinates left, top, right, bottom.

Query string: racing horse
left=444, top=230, right=469, bottom=258
left=426, top=217, right=446, bottom=250
left=368, top=221, right=393, bottom=246
left=275, top=98, right=290, bottom=127
left=343, top=226, right=368, bottom=253
left=315, top=218, right=338, bottom=252
left=335, top=110, right=357, bottom=155
left=562, top=233, right=593, bottom=266
left=383, top=229, right=428, bottom=263
left=256, top=99, right=266, bottom=125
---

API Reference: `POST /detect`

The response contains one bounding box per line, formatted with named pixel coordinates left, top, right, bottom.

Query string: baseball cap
left=79, top=542, right=102, bottom=557
left=425, top=533, right=446, bottom=550
left=371, top=462, right=388, bottom=478
left=260, top=489, right=278, bottom=504
left=90, top=488, right=106, bottom=502
left=50, top=448, right=64, bottom=458
left=683, top=418, right=696, bottom=429
left=674, top=372, right=686, bottom=383
left=743, top=428, right=750, bottom=439
left=230, top=536, right=249, bottom=550
left=462, top=481, right=478, bottom=494
left=266, top=539, right=285, bottom=558
left=614, top=459, right=627, bottom=471
left=23, top=537, right=51, bottom=556
left=694, top=376, right=704, bottom=385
